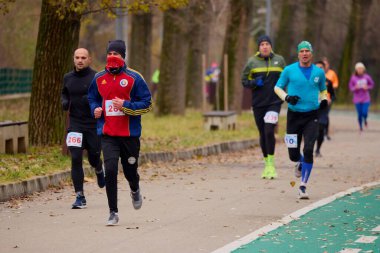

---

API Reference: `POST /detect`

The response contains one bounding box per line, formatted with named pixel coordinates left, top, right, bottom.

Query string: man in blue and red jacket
left=88, top=40, right=152, bottom=226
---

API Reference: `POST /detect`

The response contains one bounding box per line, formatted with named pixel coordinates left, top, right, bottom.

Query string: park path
left=0, top=111, right=379, bottom=253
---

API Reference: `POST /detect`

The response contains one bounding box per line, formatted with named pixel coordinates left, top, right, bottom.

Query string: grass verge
left=0, top=97, right=287, bottom=184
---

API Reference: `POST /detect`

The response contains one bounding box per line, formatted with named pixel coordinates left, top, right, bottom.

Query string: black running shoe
left=95, top=165, right=105, bottom=188
left=131, top=189, right=142, bottom=210
left=72, top=194, right=87, bottom=209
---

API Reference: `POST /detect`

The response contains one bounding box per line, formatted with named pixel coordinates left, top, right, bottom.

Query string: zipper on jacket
left=266, top=57, right=270, bottom=77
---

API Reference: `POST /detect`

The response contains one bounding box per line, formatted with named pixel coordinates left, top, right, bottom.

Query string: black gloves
left=285, top=95, right=300, bottom=105
left=319, top=99, right=328, bottom=110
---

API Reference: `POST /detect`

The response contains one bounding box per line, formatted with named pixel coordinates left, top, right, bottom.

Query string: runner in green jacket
left=241, top=35, right=286, bottom=179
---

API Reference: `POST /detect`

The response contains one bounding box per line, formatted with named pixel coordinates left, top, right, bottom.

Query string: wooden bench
left=203, top=111, right=237, bottom=131
left=0, top=121, right=28, bottom=154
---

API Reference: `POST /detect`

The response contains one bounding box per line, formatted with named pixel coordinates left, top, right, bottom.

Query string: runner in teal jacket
left=275, top=41, right=327, bottom=199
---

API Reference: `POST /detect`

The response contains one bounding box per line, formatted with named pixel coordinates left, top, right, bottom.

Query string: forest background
left=0, top=0, right=379, bottom=146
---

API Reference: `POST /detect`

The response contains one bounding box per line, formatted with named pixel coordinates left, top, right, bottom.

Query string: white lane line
left=338, top=249, right=361, bottom=253
left=355, top=236, right=378, bottom=243
left=372, top=225, right=380, bottom=232
left=211, top=181, right=380, bottom=253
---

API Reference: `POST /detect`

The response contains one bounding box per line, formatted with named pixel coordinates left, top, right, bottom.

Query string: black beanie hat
left=257, top=35, right=272, bottom=48
left=107, top=40, right=126, bottom=59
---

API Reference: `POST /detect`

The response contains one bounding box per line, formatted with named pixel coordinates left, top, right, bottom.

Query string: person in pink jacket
left=349, top=62, right=375, bottom=131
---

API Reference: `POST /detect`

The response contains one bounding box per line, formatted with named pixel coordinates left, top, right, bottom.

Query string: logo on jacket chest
left=120, top=79, right=128, bottom=87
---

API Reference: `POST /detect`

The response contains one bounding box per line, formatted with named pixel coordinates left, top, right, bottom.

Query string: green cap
left=297, top=41, right=313, bottom=53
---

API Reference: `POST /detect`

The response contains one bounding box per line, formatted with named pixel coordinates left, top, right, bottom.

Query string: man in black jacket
left=61, top=48, right=105, bottom=209
left=241, top=35, right=286, bottom=179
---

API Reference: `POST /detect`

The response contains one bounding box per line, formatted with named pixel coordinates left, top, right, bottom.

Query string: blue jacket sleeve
left=319, top=73, right=327, bottom=91
left=276, top=67, right=289, bottom=89
left=122, top=76, right=152, bottom=116
left=88, top=75, right=102, bottom=117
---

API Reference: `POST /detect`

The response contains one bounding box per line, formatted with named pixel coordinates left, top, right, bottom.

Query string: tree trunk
left=303, top=0, right=327, bottom=53
left=28, top=0, right=81, bottom=146
left=185, top=0, right=211, bottom=109
left=219, top=0, right=253, bottom=112
left=129, top=12, right=153, bottom=81
left=156, top=8, right=188, bottom=115
left=274, top=0, right=300, bottom=63
left=338, top=0, right=372, bottom=103
left=352, top=0, right=373, bottom=63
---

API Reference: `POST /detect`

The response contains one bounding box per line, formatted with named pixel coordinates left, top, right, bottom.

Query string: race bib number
left=66, top=132, right=83, bottom=147
left=105, top=100, right=124, bottom=116
left=264, top=111, right=279, bottom=124
left=357, top=79, right=367, bottom=89
left=284, top=134, right=297, bottom=148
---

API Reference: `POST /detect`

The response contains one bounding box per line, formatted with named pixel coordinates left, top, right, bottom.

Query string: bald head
left=73, top=48, right=91, bottom=71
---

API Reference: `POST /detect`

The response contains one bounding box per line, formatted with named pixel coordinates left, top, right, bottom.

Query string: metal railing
left=0, top=68, right=32, bottom=95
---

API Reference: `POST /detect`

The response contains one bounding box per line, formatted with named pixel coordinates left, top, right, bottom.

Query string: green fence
left=0, top=68, right=33, bottom=95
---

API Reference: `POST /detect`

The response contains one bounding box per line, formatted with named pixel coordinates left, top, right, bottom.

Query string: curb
left=0, top=139, right=258, bottom=202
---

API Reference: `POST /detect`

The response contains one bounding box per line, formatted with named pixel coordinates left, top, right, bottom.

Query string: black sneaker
left=107, top=211, right=119, bottom=226
left=131, top=189, right=142, bottom=210
left=95, top=165, right=105, bottom=188
left=298, top=186, right=309, bottom=199
left=72, top=194, right=87, bottom=209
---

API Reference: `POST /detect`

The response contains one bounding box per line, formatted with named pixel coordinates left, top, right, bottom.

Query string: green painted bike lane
left=214, top=183, right=380, bottom=253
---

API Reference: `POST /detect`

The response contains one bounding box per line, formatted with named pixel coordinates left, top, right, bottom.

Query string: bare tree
left=28, top=0, right=81, bottom=145
left=129, top=11, right=153, bottom=80
left=338, top=0, right=373, bottom=103
left=274, top=0, right=300, bottom=63
left=156, top=7, right=189, bottom=115
left=185, top=0, right=211, bottom=108
left=303, top=0, right=327, bottom=53
left=219, top=0, right=253, bottom=112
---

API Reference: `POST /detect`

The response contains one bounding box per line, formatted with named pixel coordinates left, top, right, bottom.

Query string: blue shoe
left=95, top=165, right=105, bottom=188
left=131, top=189, right=142, bottom=210
left=72, top=194, right=86, bottom=209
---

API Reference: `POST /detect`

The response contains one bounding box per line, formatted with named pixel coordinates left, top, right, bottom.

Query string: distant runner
left=314, top=60, right=335, bottom=157
left=349, top=62, right=375, bottom=132
left=322, top=57, right=339, bottom=140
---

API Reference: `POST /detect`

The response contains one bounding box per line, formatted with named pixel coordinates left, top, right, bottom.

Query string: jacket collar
left=255, top=51, right=274, bottom=60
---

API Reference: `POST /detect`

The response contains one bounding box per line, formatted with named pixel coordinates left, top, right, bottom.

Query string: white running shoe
left=298, top=186, right=309, bottom=199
